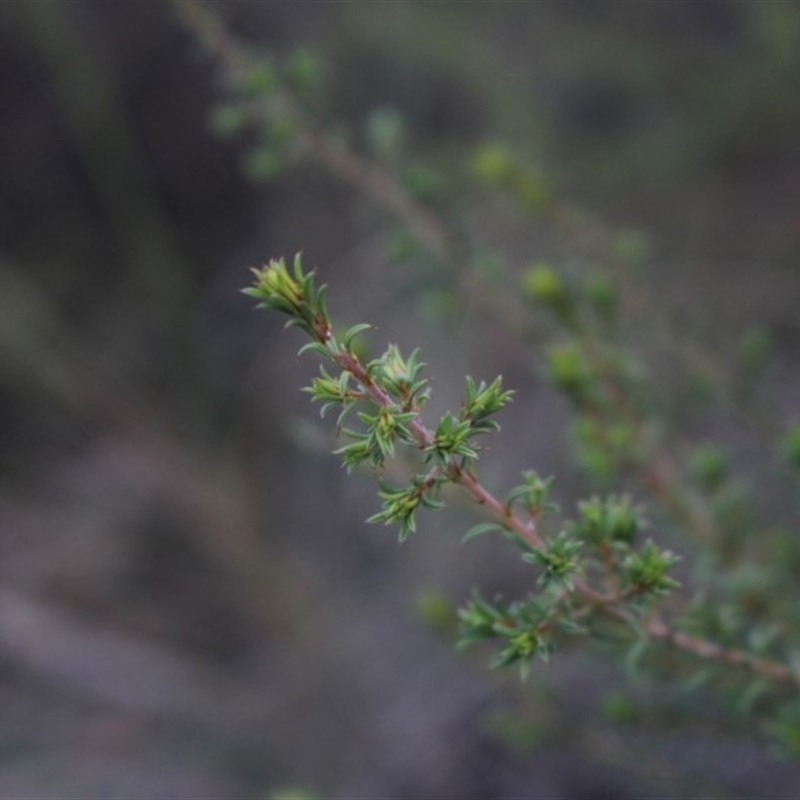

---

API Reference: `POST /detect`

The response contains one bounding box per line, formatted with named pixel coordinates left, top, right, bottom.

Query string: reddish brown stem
left=330, top=335, right=800, bottom=689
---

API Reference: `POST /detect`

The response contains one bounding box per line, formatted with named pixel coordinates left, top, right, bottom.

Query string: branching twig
left=246, top=255, right=800, bottom=691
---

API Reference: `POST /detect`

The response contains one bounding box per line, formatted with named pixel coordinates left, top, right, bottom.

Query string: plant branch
left=247, top=256, right=800, bottom=691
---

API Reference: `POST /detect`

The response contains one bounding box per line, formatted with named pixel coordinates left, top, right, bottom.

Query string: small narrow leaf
left=343, top=323, right=372, bottom=348
left=462, top=522, right=503, bottom=543
left=298, top=342, right=331, bottom=357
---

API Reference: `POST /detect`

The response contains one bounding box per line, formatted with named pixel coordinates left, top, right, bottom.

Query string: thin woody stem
left=174, top=0, right=531, bottom=342
left=318, top=328, right=800, bottom=689
left=174, top=0, right=454, bottom=262
left=302, top=129, right=453, bottom=263
left=248, top=250, right=800, bottom=692
left=646, top=617, right=798, bottom=685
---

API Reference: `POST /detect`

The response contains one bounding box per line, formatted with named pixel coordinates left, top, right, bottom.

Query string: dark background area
left=0, top=1, right=799, bottom=797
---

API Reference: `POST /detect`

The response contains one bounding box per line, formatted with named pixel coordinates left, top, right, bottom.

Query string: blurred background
left=1, top=1, right=799, bottom=797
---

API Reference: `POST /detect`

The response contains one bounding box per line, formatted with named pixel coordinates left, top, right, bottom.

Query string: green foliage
left=367, top=475, right=445, bottom=542
left=242, top=252, right=800, bottom=748
left=523, top=530, right=584, bottom=591
left=370, top=345, right=428, bottom=404
left=571, top=494, right=643, bottom=546
left=457, top=591, right=557, bottom=680
left=521, top=264, right=574, bottom=321
left=180, top=0, right=800, bottom=757
left=505, top=471, right=558, bottom=519
left=243, top=259, right=745, bottom=695
left=244, top=255, right=330, bottom=342
left=463, top=376, right=515, bottom=433
left=622, top=540, right=681, bottom=602
left=415, top=590, right=457, bottom=633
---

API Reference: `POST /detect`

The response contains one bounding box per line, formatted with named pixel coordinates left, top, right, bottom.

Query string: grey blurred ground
left=0, top=1, right=799, bottom=798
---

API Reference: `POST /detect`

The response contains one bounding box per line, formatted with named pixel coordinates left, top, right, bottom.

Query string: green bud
left=606, top=495, right=643, bottom=544
left=624, top=540, right=680, bottom=599
left=372, top=345, right=427, bottom=398
left=504, top=471, right=557, bottom=517
left=245, top=254, right=330, bottom=342
left=472, top=143, right=515, bottom=184
left=427, top=411, right=478, bottom=461
left=248, top=257, right=302, bottom=308
left=522, top=264, right=569, bottom=310
left=523, top=530, right=584, bottom=590
left=416, top=591, right=457, bottom=633
left=572, top=494, right=642, bottom=545
left=463, top=375, right=514, bottom=433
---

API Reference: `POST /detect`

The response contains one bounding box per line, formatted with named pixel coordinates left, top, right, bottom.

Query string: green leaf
left=504, top=472, right=557, bottom=517
left=398, top=515, right=415, bottom=543
left=462, top=522, right=504, bottom=543
left=623, top=540, right=681, bottom=599
left=462, top=375, right=514, bottom=431
left=343, top=323, right=372, bottom=348
left=523, top=530, right=584, bottom=590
